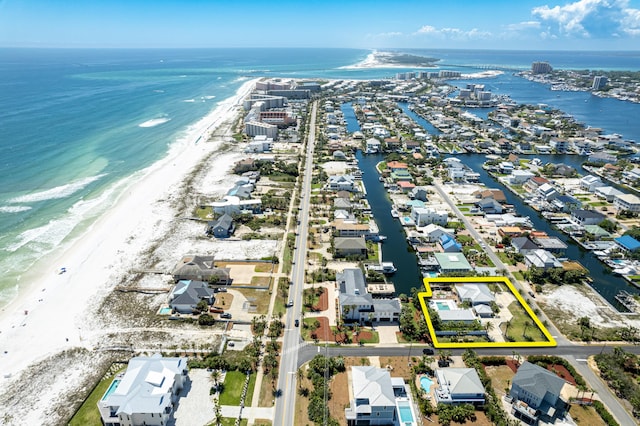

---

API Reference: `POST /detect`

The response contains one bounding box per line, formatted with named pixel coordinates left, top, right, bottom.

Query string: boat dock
left=614, top=290, right=640, bottom=314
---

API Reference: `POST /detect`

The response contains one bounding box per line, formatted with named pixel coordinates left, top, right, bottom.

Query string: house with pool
left=434, top=367, right=485, bottom=405
left=345, top=366, right=418, bottom=426
left=97, top=353, right=188, bottom=426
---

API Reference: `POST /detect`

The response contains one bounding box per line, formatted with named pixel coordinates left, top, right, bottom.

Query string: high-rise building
left=531, top=62, right=553, bottom=74
left=592, top=76, right=608, bottom=90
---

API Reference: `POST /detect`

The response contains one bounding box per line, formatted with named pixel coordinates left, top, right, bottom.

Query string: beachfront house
left=206, top=213, right=235, bottom=238
left=345, top=366, right=405, bottom=425
left=98, top=354, right=188, bottom=426
left=168, top=280, right=215, bottom=314
left=434, top=368, right=485, bottom=405
left=171, top=255, right=231, bottom=285
left=509, top=361, right=569, bottom=424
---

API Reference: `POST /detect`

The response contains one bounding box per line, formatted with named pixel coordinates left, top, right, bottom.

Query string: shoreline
left=0, top=78, right=258, bottom=382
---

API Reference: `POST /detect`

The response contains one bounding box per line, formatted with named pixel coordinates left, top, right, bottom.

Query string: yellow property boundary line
left=418, top=276, right=556, bottom=348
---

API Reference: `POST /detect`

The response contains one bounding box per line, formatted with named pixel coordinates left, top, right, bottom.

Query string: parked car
left=287, top=300, right=294, bottom=307
left=220, top=313, right=232, bottom=319
left=294, top=319, right=300, bottom=327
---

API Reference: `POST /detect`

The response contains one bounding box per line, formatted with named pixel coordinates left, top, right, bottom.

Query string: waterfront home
left=410, top=186, right=429, bottom=201
left=533, top=237, right=568, bottom=254
left=98, top=354, right=188, bottom=426
left=433, top=253, right=473, bottom=274
left=169, top=280, right=215, bottom=314
left=499, top=161, right=514, bottom=174
left=411, top=206, right=449, bottom=227
left=524, top=249, right=563, bottom=270
left=536, top=145, right=552, bottom=154
left=422, top=224, right=454, bottom=242
left=206, top=214, right=235, bottom=238
left=537, top=183, right=559, bottom=201
left=449, top=167, right=467, bottom=182
left=334, top=236, right=368, bottom=257
left=473, top=189, right=507, bottom=203
left=614, top=193, right=640, bottom=213
left=594, top=185, right=624, bottom=202
left=333, top=219, right=372, bottom=238
left=551, top=194, right=582, bottom=213
left=455, top=283, right=494, bottom=306
left=523, top=176, right=550, bottom=193
left=334, top=197, right=353, bottom=211
left=434, top=368, right=485, bottom=405
left=614, top=235, right=640, bottom=253
left=365, top=138, right=381, bottom=154
left=509, top=170, right=535, bottom=185
left=328, top=175, right=357, bottom=192
left=485, top=214, right=532, bottom=228
left=511, top=237, right=539, bottom=254
left=476, top=198, right=503, bottom=214
left=439, top=234, right=462, bottom=253
left=345, top=366, right=405, bottom=426
left=390, top=169, right=413, bottom=182
left=398, top=181, right=416, bottom=192
left=571, top=209, right=606, bottom=226
left=583, top=225, right=612, bottom=240
left=211, top=195, right=262, bottom=215
left=386, top=160, right=408, bottom=171
left=588, top=151, right=618, bottom=164
left=337, top=268, right=400, bottom=322
left=443, top=157, right=463, bottom=169
left=171, top=255, right=231, bottom=285
left=437, top=308, right=477, bottom=324
left=509, top=361, right=569, bottom=425
left=580, top=175, right=605, bottom=192
left=498, top=226, right=525, bottom=238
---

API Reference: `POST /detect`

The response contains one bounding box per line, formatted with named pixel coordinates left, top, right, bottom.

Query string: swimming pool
left=397, top=400, right=415, bottom=424
left=102, top=379, right=121, bottom=400
left=420, top=376, right=434, bottom=393
left=435, top=302, right=450, bottom=310
left=159, top=307, right=172, bottom=315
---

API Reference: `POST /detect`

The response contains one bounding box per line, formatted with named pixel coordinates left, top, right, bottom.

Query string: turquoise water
left=102, top=379, right=121, bottom=400
left=159, top=307, right=172, bottom=315
left=420, top=376, right=434, bottom=393
left=398, top=402, right=414, bottom=423
left=435, top=302, right=451, bottom=311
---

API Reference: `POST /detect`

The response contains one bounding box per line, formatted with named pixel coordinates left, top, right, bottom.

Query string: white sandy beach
left=0, top=78, right=259, bottom=424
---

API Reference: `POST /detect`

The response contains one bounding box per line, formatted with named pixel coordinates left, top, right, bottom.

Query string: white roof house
left=345, top=366, right=403, bottom=425
left=435, top=368, right=485, bottom=405
left=98, top=354, right=188, bottom=426
left=524, top=249, right=562, bottom=269
left=455, top=284, right=495, bottom=305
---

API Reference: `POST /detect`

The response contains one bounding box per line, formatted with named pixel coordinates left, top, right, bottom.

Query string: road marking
left=576, top=358, right=588, bottom=362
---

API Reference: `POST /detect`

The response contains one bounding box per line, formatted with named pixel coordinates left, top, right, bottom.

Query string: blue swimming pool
left=102, top=379, right=121, bottom=400
left=435, top=302, right=450, bottom=310
left=420, top=376, right=434, bottom=393
left=397, top=401, right=414, bottom=423
left=159, top=307, right=172, bottom=315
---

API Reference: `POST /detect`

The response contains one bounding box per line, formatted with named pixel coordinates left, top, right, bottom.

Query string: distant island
left=345, top=50, right=438, bottom=69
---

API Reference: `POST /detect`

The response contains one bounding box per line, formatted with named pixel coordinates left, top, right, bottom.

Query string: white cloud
left=532, top=0, right=640, bottom=38
left=504, top=21, right=542, bottom=31
left=414, top=25, right=491, bottom=39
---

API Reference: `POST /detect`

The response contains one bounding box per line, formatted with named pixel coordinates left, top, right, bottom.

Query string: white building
left=345, top=366, right=406, bottom=425
left=580, top=175, right=605, bottom=192
left=411, top=206, right=449, bottom=227
left=245, top=121, right=278, bottom=139
left=614, top=193, right=640, bottom=213
left=98, top=354, right=188, bottom=426
left=509, top=170, right=535, bottom=185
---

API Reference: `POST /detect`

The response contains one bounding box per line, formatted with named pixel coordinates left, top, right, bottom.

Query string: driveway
left=174, top=369, right=215, bottom=426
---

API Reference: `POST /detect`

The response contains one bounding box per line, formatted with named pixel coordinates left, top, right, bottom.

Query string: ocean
left=0, top=47, right=639, bottom=308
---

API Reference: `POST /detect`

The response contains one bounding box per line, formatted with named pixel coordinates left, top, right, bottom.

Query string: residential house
left=98, top=354, right=188, bottom=426
left=411, top=207, right=449, bottom=227
left=433, top=253, right=473, bottom=274
left=386, top=161, right=408, bottom=172
left=328, top=175, right=357, bottom=192
left=594, top=186, right=624, bottom=202
left=474, top=189, right=507, bottom=203
left=532, top=237, right=568, bottom=254
left=588, top=151, right=618, bottom=164
left=477, top=198, right=503, bottom=214
left=169, top=280, right=215, bottom=314
left=551, top=194, right=582, bottom=213
left=511, top=237, right=539, bottom=254
left=499, top=161, right=514, bottom=174
left=345, top=366, right=404, bottom=426
left=614, top=193, right=640, bottom=213
left=523, top=176, right=550, bottom=193
left=397, top=181, right=416, bottom=192
left=439, top=234, right=462, bottom=253
left=580, top=175, right=605, bottom=192
left=337, top=268, right=400, bottom=322
left=455, top=284, right=494, bottom=306
left=390, top=169, right=413, bottom=182
left=571, top=209, right=606, bottom=226
left=437, top=309, right=477, bottom=324
left=614, top=235, right=640, bottom=253
left=206, top=214, right=235, bottom=238
left=410, top=186, right=429, bottom=202
left=434, top=368, right=485, bottom=405
left=334, top=237, right=368, bottom=257
left=211, top=195, right=261, bottom=215
left=422, top=224, right=454, bottom=243
left=509, top=170, right=535, bottom=185
left=333, top=219, right=372, bottom=238
left=498, top=227, right=525, bottom=238
left=171, top=255, right=230, bottom=285
left=524, top=249, right=563, bottom=270
left=365, top=138, right=381, bottom=154
left=510, top=361, right=569, bottom=424
left=583, top=225, right=612, bottom=240
left=537, top=183, right=559, bottom=201
left=334, top=197, right=353, bottom=211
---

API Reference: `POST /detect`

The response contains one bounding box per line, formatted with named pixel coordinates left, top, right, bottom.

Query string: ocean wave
left=138, top=117, right=171, bottom=128
left=0, top=205, right=32, bottom=213
left=8, top=174, right=107, bottom=204
left=202, top=95, right=216, bottom=100
left=182, top=99, right=196, bottom=103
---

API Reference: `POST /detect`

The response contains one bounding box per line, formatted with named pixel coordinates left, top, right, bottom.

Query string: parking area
left=173, top=369, right=215, bottom=426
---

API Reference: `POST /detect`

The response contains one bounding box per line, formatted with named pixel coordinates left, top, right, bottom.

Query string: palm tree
left=211, top=370, right=221, bottom=392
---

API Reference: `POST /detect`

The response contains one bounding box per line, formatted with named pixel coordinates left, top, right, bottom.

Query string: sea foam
left=8, top=174, right=107, bottom=204
left=138, top=117, right=171, bottom=128
left=0, top=205, right=32, bottom=213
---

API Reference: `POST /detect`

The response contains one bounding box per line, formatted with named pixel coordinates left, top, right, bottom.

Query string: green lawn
left=219, top=371, right=252, bottom=405
left=69, top=366, right=126, bottom=426
left=503, top=301, right=547, bottom=342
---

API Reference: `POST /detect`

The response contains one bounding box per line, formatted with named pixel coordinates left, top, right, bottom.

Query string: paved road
left=274, top=101, right=317, bottom=426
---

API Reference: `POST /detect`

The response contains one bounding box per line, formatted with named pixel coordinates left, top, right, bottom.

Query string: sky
left=0, top=0, right=639, bottom=50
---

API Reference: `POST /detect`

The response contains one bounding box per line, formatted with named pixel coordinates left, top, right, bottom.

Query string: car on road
left=220, top=313, right=232, bottom=319
left=528, top=291, right=536, bottom=298
left=422, top=347, right=435, bottom=355
left=294, top=319, right=300, bottom=327
left=287, top=300, right=294, bottom=307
